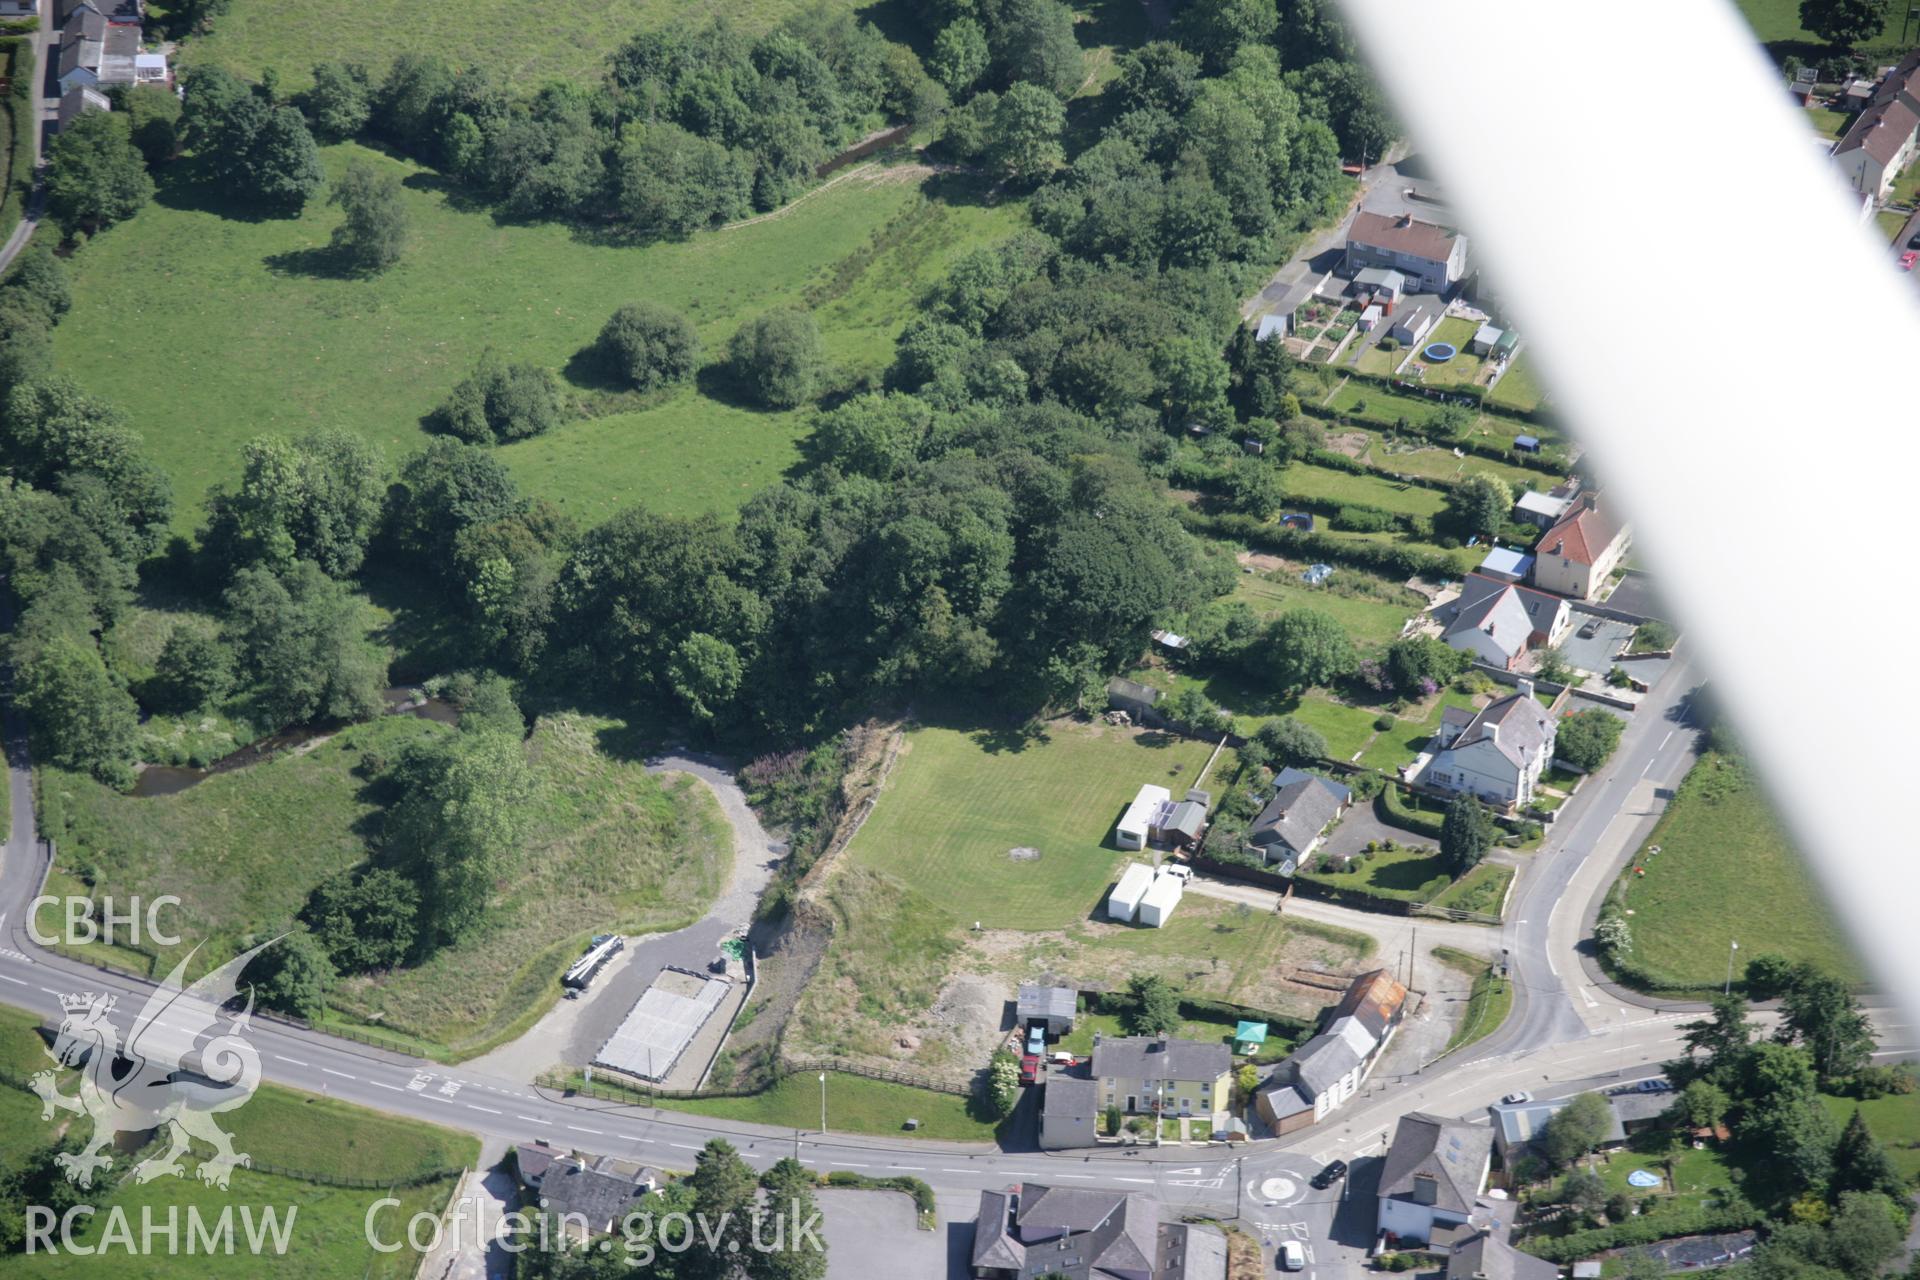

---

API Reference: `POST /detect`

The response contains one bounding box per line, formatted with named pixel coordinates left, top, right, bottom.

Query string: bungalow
left=1420, top=683, right=1557, bottom=810
left=1244, top=767, right=1351, bottom=873
left=1018, top=984, right=1078, bottom=1037
left=970, top=1185, right=1228, bottom=1280
left=1376, top=1111, right=1495, bottom=1247
left=1450, top=573, right=1573, bottom=652
left=1345, top=210, right=1470, bottom=295
left=1090, top=1034, right=1233, bottom=1129
left=1488, top=1098, right=1626, bottom=1163
left=1532, top=493, right=1631, bottom=600
left=516, top=1145, right=661, bottom=1241
left=1254, top=970, right=1407, bottom=1136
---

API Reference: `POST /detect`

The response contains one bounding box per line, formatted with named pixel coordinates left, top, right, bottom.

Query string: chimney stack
left=1517, top=678, right=1535, bottom=702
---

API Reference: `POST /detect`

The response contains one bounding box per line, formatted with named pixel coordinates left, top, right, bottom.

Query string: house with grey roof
left=1488, top=1096, right=1626, bottom=1162
left=1445, top=573, right=1572, bottom=655
left=519, top=1148, right=662, bottom=1241
left=1419, top=685, right=1556, bottom=810
left=1018, top=984, right=1077, bottom=1036
left=1441, top=582, right=1536, bottom=670
left=1245, top=767, right=1350, bottom=872
left=1255, top=970, right=1409, bottom=1136
left=1376, top=1111, right=1494, bottom=1246
left=1040, top=1072, right=1099, bottom=1151
left=970, top=1185, right=1226, bottom=1280
left=1445, top=1230, right=1559, bottom=1280
left=1090, top=1035, right=1232, bottom=1128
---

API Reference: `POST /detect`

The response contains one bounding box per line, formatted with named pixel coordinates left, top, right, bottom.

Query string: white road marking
left=516, top=1115, right=543, bottom=1123
left=372, top=1082, right=404, bottom=1092
left=890, top=1165, right=925, bottom=1171
left=1054, top=1174, right=1094, bottom=1180
left=467, top=1105, right=502, bottom=1115
left=0, top=974, right=26, bottom=985
left=1112, top=1177, right=1154, bottom=1184
left=39, top=987, right=61, bottom=996
left=321, top=1068, right=354, bottom=1080
left=668, top=1143, right=700, bottom=1151
left=833, top=1162, right=869, bottom=1169
left=273, top=1055, right=310, bottom=1067
left=566, top=1125, right=604, bottom=1136
left=940, top=1168, right=972, bottom=1174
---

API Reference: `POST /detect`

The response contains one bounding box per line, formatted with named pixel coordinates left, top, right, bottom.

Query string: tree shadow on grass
left=262, top=242, right=367, bottom=281
left=970, top=719, right=1051, bottom=755
left=397, top=167, right=496, bottom=218
left=150, top=157, right=281, bottom=223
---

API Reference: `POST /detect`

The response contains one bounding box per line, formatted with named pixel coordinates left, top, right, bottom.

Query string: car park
left=1309, top=1160, right=1348, bottom=1189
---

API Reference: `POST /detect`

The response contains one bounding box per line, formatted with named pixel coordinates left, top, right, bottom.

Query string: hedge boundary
left=0, top=37, right=33, bottom=242
left=1176, top=508, right=1459, bottom=580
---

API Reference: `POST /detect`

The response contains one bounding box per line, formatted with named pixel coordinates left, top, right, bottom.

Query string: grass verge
left=1432, top=946, right=1513, bottom=1055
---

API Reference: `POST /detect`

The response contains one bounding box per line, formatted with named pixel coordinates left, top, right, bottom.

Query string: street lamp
left=1724, top=939, right=1739, bottom=997
left=819, top=1072, right=827, bottom=1134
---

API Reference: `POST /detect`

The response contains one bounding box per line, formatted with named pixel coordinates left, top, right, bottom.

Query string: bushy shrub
left=595, top=302, right=700, bottom=392
left=434, top=352, right=564, bottom=443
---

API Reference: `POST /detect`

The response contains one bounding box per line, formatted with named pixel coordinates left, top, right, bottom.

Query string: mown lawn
left=1282, top=461, right=1450, bottom=518
left=1819, top=1090, right=1920, bottom=1179
left=1611, top=753, right=1860, bottom=989
left=42, top=711, right=731, bottom=1057
left=1363, top=437, right=1550, bottom=491
left=1229, top=570, right=1422, bottom=650
left=54, top=145, right=1023, bottom=534
left=1299, top=846, right=1451, bottom=901
left=1737, top=0, right=1909, bottom=51
left=175, top=0, right=868, bottom=90
left=1429, top=861, right=1513, bottom=915
left=1485, top=351, right=1548, bottom=413
left=847, top=721, right=1218, bottom=931
left=1356, top=688, right=1480, bottom=774
left=1412, top=317, right=1488, bottom=389
left=576, top=1068, right=999, bottom=1142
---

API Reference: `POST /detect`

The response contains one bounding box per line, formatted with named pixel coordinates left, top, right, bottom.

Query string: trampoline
left=1422, top=342, right=1457, bottom=362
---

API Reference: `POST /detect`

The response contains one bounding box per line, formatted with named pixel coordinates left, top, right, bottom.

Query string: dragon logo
left=30, top=939, right=279, bottom=1190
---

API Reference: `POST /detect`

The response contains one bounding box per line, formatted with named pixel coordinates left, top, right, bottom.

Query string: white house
left=1136, top=871, right=1183, bottom=928
left=1440, top=583, right=1534, bottom=670
left=1254, top=970, right=1408, bottom=1136
left=1832, top=51, right=1920, bottom=202
left=1376, top=1112, right=1494, bottom=1247
left=1106, top=862, right=1155, bottom=922
left=1115, top=783, right=1170, bottom=850
left=1420, top=683, right=1557, bottom=810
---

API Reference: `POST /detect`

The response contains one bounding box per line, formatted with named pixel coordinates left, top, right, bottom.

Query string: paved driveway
left=1554, top=616, right=1634, bottom=675
left=1602, top=573, right=1667, bottom=620
left=818, top=1189, right=964, bottom=1279
left=1321, top=796, right=1436, bottom=859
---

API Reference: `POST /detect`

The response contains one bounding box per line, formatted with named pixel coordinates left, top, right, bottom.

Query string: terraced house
left=1090, top=1035, right=1232, bottom=1130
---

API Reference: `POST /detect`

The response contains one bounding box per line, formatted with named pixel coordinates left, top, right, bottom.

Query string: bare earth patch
left=1008, top=846, right=1042, bottom=862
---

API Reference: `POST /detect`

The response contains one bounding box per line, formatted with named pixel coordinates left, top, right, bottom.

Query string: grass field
left=648, top=1070, right=998, bottom=1141
left=54, top=146, right=1023, bottom=534
left=174, top=0, right=869, bottom=90
left=1410, top=317, right=1488, bottom=389
left=1299, top=846, right=1450, bottom=901
left=1875, top=207, right=1907, bottom=244
left=1610, top=753, right=1860, bottom=990
left=1356, top=688, right=1480, bottom=774
left=42, top=711, right=730, bottom=1056
left=1428, top=860, right=1514, bottom=915
left=1820, top=1090, right=1920, bottom=1179
left=1362, top=436, right=1549, bottom=491
left=847, top=721, right=1218, bottom=931
left=1737, top=0, right=1911, bottom=53
left=0, top=1011, right=474, bottom=1280
left=1432, top=947, right=1514, bottom=1054
left=1283, top=461, right=1450, bottom=518
left=1805, top=105, right=1851, bottom=141
left=1126, top=663, right=1390, bottom=754
left=1228, top=570, right=1421, bottom=650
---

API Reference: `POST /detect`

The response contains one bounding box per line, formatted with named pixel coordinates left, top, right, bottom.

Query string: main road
left=3, top=644, right=1893, bottom=1273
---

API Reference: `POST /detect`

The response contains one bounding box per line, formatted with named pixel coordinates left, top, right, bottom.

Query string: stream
left=130, top=687, right=458, bottom=798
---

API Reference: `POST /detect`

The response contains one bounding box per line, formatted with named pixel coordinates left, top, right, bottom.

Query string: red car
left=1018, top=1054, right=1041, bottom=1086
left=1901, top=251, right=1918, bottom=271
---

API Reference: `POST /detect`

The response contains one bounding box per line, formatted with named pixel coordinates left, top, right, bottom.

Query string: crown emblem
left=58, top=991, right=109, bottom=1014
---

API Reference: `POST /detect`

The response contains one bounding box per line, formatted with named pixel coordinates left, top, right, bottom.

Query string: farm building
left=1018, top=984, right=1077, bottom=1036
left=1116, top=783, right=1172, bottom=850
left=1137, top=871, right=1184, bottom=927
left=1107, top=862, right=1156, bottom=922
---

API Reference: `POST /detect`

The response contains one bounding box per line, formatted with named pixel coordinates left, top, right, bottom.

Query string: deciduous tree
left=327, top=160, right=409, bottom=272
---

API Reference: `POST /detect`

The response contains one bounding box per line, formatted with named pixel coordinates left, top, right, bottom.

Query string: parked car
left=1309, top=1160, right=1348, bottom=1189
left=1026, top=1025, right=1046, bottom=1054
left=1903, top=250, right=1919, bottom=271
left=1019, top=1055, right=1041, bottom=1086
left=1277, top=1240, right=1306, bottom=1271
left=1162, top=864, right=1193, bottom=882
left=1049, top=1052, right=1077, bottom=1066
left=1636, top=1077, right=1674, bottom=1093
left=1577, top=618, right=1600, bottom=639
left=1502, top=1091, right=1533, bottom=1105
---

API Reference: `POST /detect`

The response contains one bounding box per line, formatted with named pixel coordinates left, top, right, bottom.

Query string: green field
left=1299, top=846, right=1450, bottom=901
left=1737, top=0, right=1911, bottom=52
left=41, top=711, right=730, bottom=1056
left=1126, top=663, right=1390, bottom=754
left=648, top=1070, right=998, bottom=1142
left=1820, top=1091, right=1920, bottom=1179
left=1411, top=317, right=1488, bottom=389
left=54, top=145, right=1023, bottom=533
left=1428, top=860, right=1514, bottom=915
left=1610, top=753, right=1860, bottom=990
left=175, top=0, right=866, bottom=90
left=847, top=721, right=1218, bottom=931
left=0, top=1010, right=474, bottom=1280
left=1362, top=437, right=1550, bottom=491
left=1283, top=462, right=1450, bottom=518
left=1357, top=688, right=1480, bottom=774
left=1229, top=571, right=1421, bottom=650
